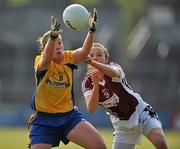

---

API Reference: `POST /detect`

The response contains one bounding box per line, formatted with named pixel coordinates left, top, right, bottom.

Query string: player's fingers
left=93, top=8, right=97, bottom=22
left=94, top=13, right=97, bottom=23
left=51, top=16, right=55, bottom=25
left=54, top=23, right=60, bottom=31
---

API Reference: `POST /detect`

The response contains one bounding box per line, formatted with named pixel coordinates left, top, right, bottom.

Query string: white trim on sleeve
left=83, top=90, right=92, bottom=98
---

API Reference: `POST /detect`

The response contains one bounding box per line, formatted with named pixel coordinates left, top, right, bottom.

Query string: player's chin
left=54, top=53, right=62, bottom=60
left=56, top=51, right=62, bottom=56
left=98, top=60, right=106, bottom=64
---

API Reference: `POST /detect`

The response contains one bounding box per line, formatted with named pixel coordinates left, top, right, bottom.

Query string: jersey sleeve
left=34, top=55, right=42, bottom=71
left=81, top=75, right=93, bottom=98
left=63, top=50, right=75, bottom=64
left=109, top=62, right=125, bottom=82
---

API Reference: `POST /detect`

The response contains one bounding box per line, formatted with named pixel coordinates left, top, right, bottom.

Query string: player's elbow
left=79, top=51, right=89, bottom=61
left=73, top=48, right=89, bottom=63
left=111, top=70, right=121, bottom=78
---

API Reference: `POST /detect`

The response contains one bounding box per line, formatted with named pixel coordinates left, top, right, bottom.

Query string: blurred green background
left=0, top=127, right=180, bottom=149
left=0, top=0, right=180, bottom=148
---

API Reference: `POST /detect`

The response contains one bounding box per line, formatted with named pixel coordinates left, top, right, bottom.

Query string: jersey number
left=104, top=92, right=110, bottom=98
left=59, top=75, right=63, bottom=81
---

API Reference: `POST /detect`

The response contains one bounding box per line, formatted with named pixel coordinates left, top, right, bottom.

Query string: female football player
left=28, top=9, right=107, bottom=149
left=81, top=43, right=168, bottom=149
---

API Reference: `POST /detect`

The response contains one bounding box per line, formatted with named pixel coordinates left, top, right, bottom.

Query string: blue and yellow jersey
left=31, top=50, right=77, bottom=113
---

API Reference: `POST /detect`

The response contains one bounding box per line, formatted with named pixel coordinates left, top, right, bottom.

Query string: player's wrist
left=89, top=25, right=96, bottom=33
left=50, top=32, right=58, bottom=40
left=89, top=30, right=95, bottom=34
left=50, top=16, right=62, bottom=40
left=91, top=60, right=96, bottom=66
left=93, top=82, right=99, bottom=87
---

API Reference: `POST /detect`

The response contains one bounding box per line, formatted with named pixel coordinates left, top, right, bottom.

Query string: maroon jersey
left=82, top=62, right=138, bottom=120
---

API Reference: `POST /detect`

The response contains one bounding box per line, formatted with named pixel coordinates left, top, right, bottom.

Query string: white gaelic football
left=63, top=4, right=89, bottom=31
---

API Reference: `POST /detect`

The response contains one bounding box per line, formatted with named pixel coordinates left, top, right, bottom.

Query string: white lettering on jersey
left=99, top=92, right=119, bottom=108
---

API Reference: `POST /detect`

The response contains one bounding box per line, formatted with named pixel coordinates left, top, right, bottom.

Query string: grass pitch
left=0, top=127, right=179, bottom=149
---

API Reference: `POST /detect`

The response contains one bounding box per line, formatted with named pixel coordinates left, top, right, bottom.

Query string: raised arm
left=91, top=61, right=120, bottom=78
left=73, top=8, right=98, bottom=63
left=38, top=16, right=62, bottom=72
left=84, top=56, right=121, bottom=78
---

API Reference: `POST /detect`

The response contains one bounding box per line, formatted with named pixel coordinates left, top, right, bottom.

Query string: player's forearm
left=39, top=38, right=55, bottom=70
left=80, top=32, right=94, bottom=59
left=87, top=84, right=99, bottom=113
left=91, top=61, right=120, bottom=78
left=44, top=38, right=55, bottom=58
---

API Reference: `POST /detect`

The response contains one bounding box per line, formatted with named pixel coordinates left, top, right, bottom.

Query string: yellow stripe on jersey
left=33, top=50, right=76, bottom=113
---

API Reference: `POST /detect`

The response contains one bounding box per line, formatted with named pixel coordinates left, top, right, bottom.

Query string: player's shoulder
left=64, top=49, right=74, bottom=53
left=109, top=61, right=122, bottom=68
left=82, top=73, right=91, bottom=82
left=82, top=73, right=92, bottom=86
left=35, top=54, right=42, bottom=59
left=109, top=61, right=120, bottom=65
left=82, top=73, right=93, bottom=92
left=34, top=54, right=42, bottom=63
left=63, top=50, right=74, bottom=56
left=63, top=50, right=76, bottom=64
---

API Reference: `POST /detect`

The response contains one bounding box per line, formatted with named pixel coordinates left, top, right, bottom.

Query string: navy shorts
left=29, top=108, right=86, bottom=147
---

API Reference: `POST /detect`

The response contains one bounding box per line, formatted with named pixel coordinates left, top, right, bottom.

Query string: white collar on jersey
left=99, top=80, right=105, bottom=86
